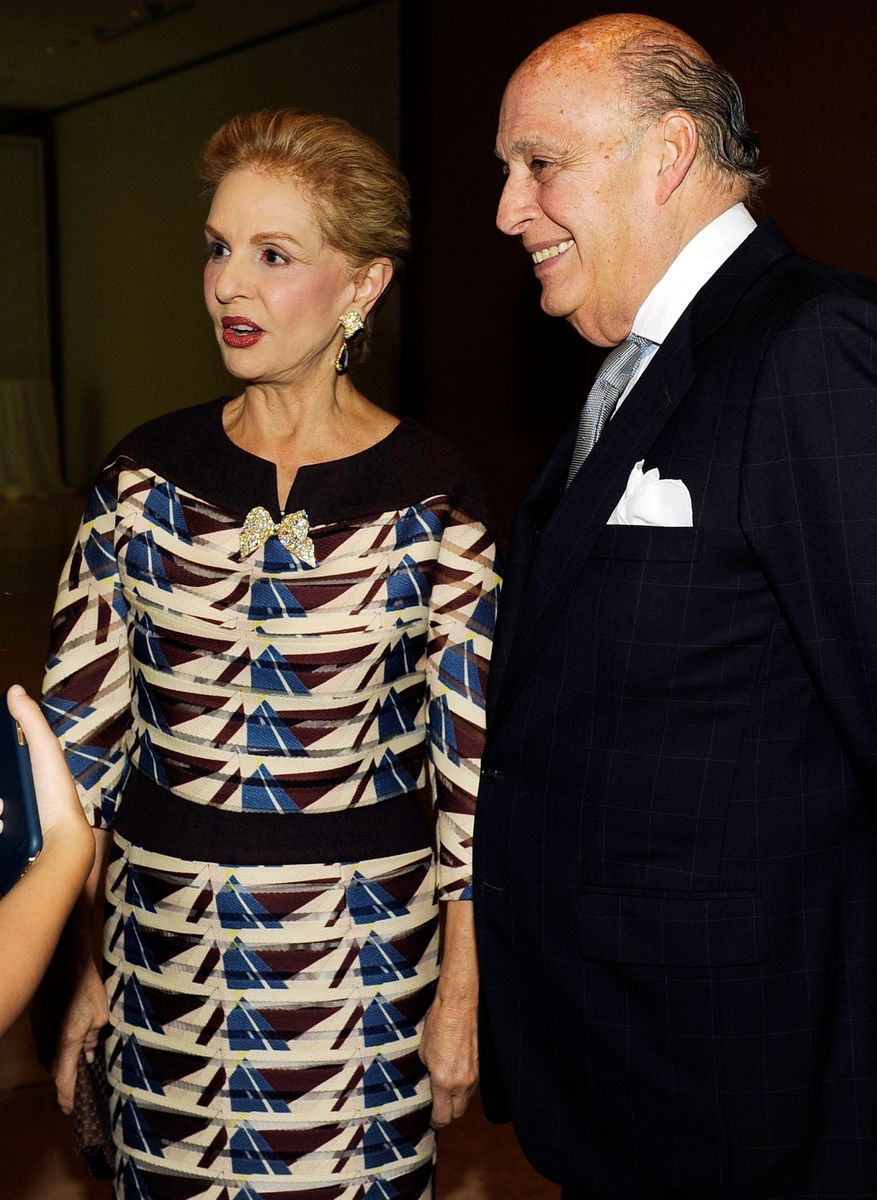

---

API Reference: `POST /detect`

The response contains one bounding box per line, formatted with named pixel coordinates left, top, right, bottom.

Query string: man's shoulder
left=740, top=221, right=875, bottom=309
left=703, top=221, right=877, bottom=341
left=770, top=249, right=875, bottom=305
left=757, top=257, right=876, bottom=353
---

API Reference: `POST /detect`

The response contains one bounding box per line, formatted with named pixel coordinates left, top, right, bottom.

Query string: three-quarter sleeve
left=426, top=502, right=500, bottom=900
left=43, top=461, right=133, bottom=828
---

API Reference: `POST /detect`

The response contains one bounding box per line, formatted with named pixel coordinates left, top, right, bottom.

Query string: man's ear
left=655, top=110, right=699, bottom=204
left=352, top=259, right=394, bottom=318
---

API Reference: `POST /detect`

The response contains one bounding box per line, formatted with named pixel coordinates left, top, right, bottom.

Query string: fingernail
left=8, top=684, right=25, bottom=697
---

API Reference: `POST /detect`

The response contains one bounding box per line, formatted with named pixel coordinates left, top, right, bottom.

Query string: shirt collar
left=632, top=203, right=757, bottom=345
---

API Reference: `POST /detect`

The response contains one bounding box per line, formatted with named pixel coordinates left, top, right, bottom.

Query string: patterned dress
left=43, top=401, right=499, bottom=1200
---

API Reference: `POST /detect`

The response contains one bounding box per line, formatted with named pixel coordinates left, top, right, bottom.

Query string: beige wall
left=53, top=1, right=401, bottom=487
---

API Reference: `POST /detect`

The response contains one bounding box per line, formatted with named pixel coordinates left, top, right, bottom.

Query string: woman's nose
left=211, top=254, right=252, bottom=303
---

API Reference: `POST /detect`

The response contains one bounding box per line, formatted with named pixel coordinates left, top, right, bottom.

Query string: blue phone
left=0, top=692, right=42, bottom=894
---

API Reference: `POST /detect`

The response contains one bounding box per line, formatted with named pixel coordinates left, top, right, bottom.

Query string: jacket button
left=481, top=765, right=503, bottom=782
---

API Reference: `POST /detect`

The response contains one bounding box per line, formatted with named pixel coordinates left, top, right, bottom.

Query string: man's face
left=496, top=62, right=653, bottom=347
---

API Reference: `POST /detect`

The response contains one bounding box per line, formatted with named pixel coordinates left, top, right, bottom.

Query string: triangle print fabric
left=42, top=409, right=500, bottom=1197
left=105, top=838, right=440, bottom=1198
left=44, top=420, right=499, bottom=904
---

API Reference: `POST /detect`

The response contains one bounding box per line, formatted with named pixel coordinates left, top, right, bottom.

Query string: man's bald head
left=513, top=13, right=763, bottom=199
left=518, top=12, right=705, bottom=74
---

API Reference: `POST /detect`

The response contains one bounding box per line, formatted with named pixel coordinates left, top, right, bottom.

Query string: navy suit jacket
left=474, top=221, right=877, bottom=1199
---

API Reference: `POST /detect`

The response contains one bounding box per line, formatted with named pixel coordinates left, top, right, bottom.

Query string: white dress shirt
left=616, top=203, right=757, bottom=408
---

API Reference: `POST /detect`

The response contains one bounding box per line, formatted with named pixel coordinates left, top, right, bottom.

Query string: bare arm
left=0, top=687, right=94, bottom=1038
left=419, top=898, right=479, bottom=1128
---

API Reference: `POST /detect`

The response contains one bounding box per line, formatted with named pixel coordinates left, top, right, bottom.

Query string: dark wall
left=400, top=1, right=877, bottom=538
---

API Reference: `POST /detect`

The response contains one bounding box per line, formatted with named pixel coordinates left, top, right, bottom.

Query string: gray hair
left=617, top=41, right=766, bottom=197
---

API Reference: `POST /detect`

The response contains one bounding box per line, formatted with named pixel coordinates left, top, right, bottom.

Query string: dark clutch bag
left=73, top=1048, right=115, bottom=1181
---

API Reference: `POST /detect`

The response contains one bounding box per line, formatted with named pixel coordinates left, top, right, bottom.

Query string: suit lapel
left=490, top=220, right=795, bottom=731
left=486, top=420, right=576, bottom=718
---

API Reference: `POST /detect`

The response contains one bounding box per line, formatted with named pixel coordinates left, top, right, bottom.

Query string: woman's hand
left=419, top=993, right=479, bottom=1129
left=419, top=899, right=480, bottom=1129
left=52, top=955, right=108, bottom=1114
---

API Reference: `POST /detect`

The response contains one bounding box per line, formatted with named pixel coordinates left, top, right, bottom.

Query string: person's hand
left=52, top=958, right=108, bottom=1114
left=5, top=685, right=91, bottom=849
left=418, top=994, right=479, bottom=1129
left=4, top=686, right=106, bottom=1108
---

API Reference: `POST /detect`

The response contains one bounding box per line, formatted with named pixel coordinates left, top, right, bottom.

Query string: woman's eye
left=206, top=240, right=228, bottom=260
left=263, top=247, right=289, bottom=266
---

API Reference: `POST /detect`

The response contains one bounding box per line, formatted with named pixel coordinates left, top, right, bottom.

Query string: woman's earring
left=334, top=309, right=364, bottom=376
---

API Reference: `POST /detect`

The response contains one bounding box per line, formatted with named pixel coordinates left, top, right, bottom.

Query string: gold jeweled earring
left=334, top=309, right=364, bottom=375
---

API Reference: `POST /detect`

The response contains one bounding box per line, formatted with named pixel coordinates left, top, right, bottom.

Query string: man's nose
left=496, top=172, right=538, bottom=237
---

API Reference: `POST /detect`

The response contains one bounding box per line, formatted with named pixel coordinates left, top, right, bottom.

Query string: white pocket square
left=607, top=460, right=693, bottom=526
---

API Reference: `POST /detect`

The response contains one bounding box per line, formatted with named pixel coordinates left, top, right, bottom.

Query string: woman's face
left=203, top=167, right=358, bottom=384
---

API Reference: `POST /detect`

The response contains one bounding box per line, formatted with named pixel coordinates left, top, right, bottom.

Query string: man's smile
left=531, top=238, right=574, bottom=264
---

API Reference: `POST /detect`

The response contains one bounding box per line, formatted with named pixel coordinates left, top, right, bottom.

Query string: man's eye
left=530, top=158, right=552, bottom=174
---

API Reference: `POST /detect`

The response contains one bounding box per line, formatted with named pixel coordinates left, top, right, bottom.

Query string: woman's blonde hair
left=200, top=108, right=410, bottom=361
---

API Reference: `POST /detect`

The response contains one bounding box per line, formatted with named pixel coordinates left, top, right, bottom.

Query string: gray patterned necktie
left=566, top=334, right=653, bottom=486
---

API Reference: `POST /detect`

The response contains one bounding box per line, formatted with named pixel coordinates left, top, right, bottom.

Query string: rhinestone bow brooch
left=240, top=507, right=316, bottom=566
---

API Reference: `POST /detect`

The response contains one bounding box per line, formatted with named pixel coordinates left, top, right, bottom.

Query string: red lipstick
left=221, top=316, right=264, bottom=348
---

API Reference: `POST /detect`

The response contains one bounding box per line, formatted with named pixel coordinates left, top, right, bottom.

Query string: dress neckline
left=212, top=398, right=406, bottom=517
left=215, top=399, right=402, bottom=472
left=115, top=397, right=466, bottom=529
